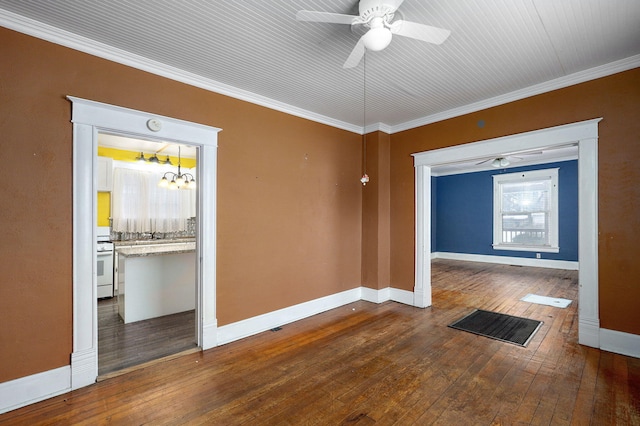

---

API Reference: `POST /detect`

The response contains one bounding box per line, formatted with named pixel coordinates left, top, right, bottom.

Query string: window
left=112, top=164, right=196, bottom=234
left=493, top=168, right=559, bottom=252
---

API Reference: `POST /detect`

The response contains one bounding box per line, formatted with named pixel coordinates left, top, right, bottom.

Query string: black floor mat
left=448, top=309, right=543, bottom=347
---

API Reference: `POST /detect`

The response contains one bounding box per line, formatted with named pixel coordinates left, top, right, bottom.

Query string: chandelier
left=158, top=146, right=195, bottom=190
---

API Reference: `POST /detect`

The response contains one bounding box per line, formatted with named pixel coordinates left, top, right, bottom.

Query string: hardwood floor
left=98, top=297, right=197, bottom=376
left=2, top=259, right=638, bottom=424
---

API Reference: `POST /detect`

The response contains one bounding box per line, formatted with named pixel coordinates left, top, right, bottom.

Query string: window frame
left=492, top=168, right=560, bottom=253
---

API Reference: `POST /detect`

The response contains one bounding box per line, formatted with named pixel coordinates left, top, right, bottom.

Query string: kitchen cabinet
left=97, top=156, right=113, bottom=192
left=117, top=242, right=196, bottom=323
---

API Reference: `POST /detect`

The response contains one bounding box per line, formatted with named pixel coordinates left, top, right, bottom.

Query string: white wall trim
left=69, top=97, right=220, bottom=389
left=0, top=367, right=70, bottom=414
left=0, top=9, right=361, bottom=135
left=391, top=288, right=416, bottom=306
left=392, top=55, right=640, bottom=133
left=433, top=252, right=578, bottom=271
left=202, top=319, right=218, bottom=351
left=1, top=9, right=637, bottom=136
left=578, top=318, right=601, bottom=349
left=216, top=288, right=362, bottom=346
left=361, top=286, right=391, bottom=304
left=600, top=329, right=640, bottom=359
left=217, top=286, right=422, bottom=346
left=413, top=119, right=601, bottom=349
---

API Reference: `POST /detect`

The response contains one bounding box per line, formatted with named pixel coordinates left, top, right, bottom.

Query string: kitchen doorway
left=69, top=97, right=220, bottom=389
left=97, top=136, right=199, bottom=376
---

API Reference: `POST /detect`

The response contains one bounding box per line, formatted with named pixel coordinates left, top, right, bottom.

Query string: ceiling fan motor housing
left=357, top=0, right=399, bottom=27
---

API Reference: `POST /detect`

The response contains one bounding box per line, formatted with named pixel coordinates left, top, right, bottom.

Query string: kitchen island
left=116, top=241, right=196, bottom=324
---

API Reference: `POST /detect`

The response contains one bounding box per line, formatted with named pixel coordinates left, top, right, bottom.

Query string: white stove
left=97, top=227, right=114, bottom=298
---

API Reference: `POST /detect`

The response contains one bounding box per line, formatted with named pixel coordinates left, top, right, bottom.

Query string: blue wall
left=432, top=160, right=578, bottom=261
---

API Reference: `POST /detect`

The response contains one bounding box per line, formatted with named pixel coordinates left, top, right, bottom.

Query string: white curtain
left=112, top=165, right=196, bottom=233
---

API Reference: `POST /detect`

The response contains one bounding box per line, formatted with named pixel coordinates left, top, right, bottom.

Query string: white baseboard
left=71, top=347, right=97, bottom=390
left=361, top=286, right=390, bottom=303
left=202, top=319, right=218, bottom=350
left=433, top=252, right=579, bottom=270
left=391, top=288, right=416, bottom=306
left=600, top=328, right=640, bottom=359
left=358, top=286, right=415, bottom=306
left=216, top=288, right=362, bottom=346
left=579, top=317, right=601, bottom=348
left=0, top=366, right=70, bottom=414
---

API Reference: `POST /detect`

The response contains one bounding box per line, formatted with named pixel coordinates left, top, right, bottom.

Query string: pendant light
left=360, top=53, right=369, bottom=186
left=158, top=146, right=195, bottom=190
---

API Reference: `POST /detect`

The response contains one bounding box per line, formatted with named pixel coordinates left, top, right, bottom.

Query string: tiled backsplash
left=110, top=217, right=196, bottom=241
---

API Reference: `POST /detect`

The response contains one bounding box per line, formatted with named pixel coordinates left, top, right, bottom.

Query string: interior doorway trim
left=412, top=118, right=601, bottom=348
left=68, top=97, right=221, bottom=389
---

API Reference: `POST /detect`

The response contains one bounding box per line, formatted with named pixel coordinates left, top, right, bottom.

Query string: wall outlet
left=536, top=253, right=541, bottom=259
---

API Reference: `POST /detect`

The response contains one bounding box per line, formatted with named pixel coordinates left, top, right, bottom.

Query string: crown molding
left=2, top=8, right=637, bottom=136
left=391, top=55, right=640, bottom=134
left=0, top=9, right=362, bottom=135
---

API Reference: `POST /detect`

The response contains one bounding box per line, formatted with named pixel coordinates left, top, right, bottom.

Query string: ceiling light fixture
left=136, top=152, right=173, bottom=165
left=158, top=146, right=195, bottom=190
left=361, top=17, right=392, bottom=51
left=492, top=157, right=510, bottom=168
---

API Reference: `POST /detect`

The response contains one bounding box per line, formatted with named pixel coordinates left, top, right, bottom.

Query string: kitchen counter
left=116, top=241, right=195, bottom=257
left=116, top=240, right=196, bottom=324
left=113, top=237, right=195, bottom=246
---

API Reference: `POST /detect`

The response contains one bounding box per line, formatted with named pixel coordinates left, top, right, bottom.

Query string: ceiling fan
left=296, top=0, right=451, bottom=68
left=476, top=151, right=544, bottom=168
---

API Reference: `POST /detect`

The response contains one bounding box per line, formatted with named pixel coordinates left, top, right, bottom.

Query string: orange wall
left=0, top=28, right=362, bottom=383
left=389, top=68, right=640, bottom=335
left=361, top=131, right=391, bottom=290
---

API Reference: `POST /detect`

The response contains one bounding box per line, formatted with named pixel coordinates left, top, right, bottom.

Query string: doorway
left=69, top=97, right=221, bottom=389
left=97, top=136, right=199, bottom=376
left=412, top=119, right=601, bottom=349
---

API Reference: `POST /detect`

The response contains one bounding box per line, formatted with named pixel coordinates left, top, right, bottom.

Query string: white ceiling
left=1, top=0, right=638, bottom=134
left=1, top=1, right=638, bottom=173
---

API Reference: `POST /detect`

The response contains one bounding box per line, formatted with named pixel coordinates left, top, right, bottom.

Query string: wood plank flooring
left=98, top=297, right=197, bottom=376
left=2, top=259, right=638, bottom=424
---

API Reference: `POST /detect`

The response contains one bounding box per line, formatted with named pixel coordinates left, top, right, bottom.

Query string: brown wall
left=361, top=131, right=391, bottom=290
left=0, top=28, right=362, bottom=383
left=389, top=68, right=640, bottom=335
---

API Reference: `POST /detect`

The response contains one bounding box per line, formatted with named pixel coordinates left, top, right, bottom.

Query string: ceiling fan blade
left=296, top=10, right=357, bottom=25
left=343, top=37, right=366, bottom=69
left=475, top=158, right=493, bottom=165
left=518, top=151, right=544, bottom=156
left=390, top=20, right=451, bottom=44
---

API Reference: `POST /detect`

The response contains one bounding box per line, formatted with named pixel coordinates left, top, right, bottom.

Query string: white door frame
left=68, top=97, right=221, bottom=389
left=412, top=118, right=601, bottom=348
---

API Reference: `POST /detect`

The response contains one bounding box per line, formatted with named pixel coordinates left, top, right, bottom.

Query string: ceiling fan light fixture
left=362, top=25, right=392, bottom=51
left=492, top=157, right=510, bottom=168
